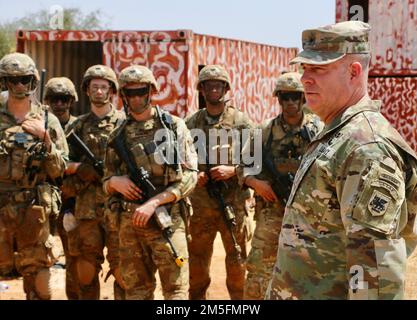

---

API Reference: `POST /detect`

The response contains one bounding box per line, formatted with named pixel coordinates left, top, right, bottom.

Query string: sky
left=0, top=0, right=336, bottom=49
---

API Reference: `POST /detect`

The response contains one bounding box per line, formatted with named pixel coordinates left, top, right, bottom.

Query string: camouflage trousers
left=118, top=203, right=189, bottom=300
left=188, top=202, right=252, bottom=300
left=56, top=210, right=79, bottom=300
left=0, top=199, right=54, bottom=300
left=244, top=200, right=284, bottom=300
left=66, top=210, right=124, bottom=300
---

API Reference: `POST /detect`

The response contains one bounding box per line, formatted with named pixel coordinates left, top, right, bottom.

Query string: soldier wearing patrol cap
left=238, top=72, right=323, bottom=300
left=103, top=65, right=198, bottom=299
left=266, top=21, right=417, bottom=300
left=64, top=65, right=126, bottom=299
left=185, top=65, right=255, bottom=300
left=0, top=53, right=68, bottom=299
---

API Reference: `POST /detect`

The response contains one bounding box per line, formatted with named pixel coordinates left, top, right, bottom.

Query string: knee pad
left=76, top=258, right=96, bottom=286
left=34, top=268, right=51, bottom=300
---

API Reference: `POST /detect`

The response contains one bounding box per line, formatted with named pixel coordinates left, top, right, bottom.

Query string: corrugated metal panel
left=368, top=76, right=417, bottom=151
left=17, top=30, right=298, bottom=122
left=24, top=39, right=102, bottom=115
left=336, top=0, right=417, bottom=76
left=188, top=34, right=298, bottom=124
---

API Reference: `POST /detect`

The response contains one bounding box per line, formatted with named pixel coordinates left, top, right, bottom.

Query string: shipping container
left=16, top=30, right=297, bottom=124
left=336, top=0, right=417, bottom=150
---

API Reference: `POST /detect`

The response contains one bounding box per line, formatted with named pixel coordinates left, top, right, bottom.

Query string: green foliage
left=0, top=7, right=110, bottom=58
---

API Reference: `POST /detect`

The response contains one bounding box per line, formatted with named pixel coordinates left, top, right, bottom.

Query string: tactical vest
left=114, top=106, right=183, bottom=193
left=0, top=108, right=49, bottom=189
left=193, top=106, right=249, bottom=173
left=263, top=114, right=321, bottom=179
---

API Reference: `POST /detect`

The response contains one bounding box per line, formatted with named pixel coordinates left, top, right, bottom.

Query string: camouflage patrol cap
left=118, top=65, right=160, bottom=93
left=290, top=21, right=371, bottom=65
left=197, top=65, right=231, bottom=90
left=273, top=72, right=304, bottom=96
left=44, top=77, right=78, bottom=102
left=0, top=52, right=40, bottom=86
left=81, top=64, right=118, bottom=92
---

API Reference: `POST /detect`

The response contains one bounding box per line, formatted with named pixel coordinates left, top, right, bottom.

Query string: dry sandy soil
left=2, top=232, right=417, bottom=300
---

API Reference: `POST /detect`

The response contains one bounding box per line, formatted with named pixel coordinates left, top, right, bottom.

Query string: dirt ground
left=0, top=233, right=230, bottom=300
left=2, top=232, right=417, bottom=300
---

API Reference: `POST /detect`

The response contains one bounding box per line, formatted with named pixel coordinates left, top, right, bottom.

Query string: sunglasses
left=48, top=95, right=72, bottom=104
left=203, top=82, right=225, bottom=91
left=6, top=75, right=33, bottom=85
left=279, top=92, right=302, bottom=101
left=123, top=87, right=149, bottom=98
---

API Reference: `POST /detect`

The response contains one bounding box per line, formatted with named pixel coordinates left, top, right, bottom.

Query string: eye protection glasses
left=6, top=75, right=33, bottom=85
left=123, top=87, right=149, bottom=98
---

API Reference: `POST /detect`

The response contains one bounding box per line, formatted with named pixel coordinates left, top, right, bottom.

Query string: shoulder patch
left=368, top=190, right=391, bottom=217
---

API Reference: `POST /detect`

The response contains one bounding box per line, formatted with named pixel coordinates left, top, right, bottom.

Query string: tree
left=0, top=7, right=111, bottom=58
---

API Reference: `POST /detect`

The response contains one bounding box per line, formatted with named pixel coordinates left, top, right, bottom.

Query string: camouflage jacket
left=62, top=115, right=78, bottom=134
left=238, top=111, right=323, bottom=210
left=103, top=106, right=197, bottom=205
left=268, top=97, right=417, bottom=300
left=0, top=101, right=68, bottom=193
left=67, top=105, right=125, bottom=219
left=185, top=105, right=255, bottom=208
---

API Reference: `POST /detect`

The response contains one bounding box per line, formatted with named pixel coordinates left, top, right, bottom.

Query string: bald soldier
left=266, top=21, right=417, bottom=300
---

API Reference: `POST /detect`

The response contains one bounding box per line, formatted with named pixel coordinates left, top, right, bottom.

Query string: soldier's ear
left=349, top=62, right=363, bottom=81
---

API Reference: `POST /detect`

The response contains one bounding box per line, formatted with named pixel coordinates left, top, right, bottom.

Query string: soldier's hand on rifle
left=76, top=163, right=101, bottom=182
left=108, top=175, right=143, bottom=201
left=245, top=176, right=278, bottom=203
left=22, top=114, right=52, bottom=151
left=65, top=162, right=81, bottom=175
left=210, top=165, right=236, bottom=181
left=132, top=201, right=158, bottom=228
left=197, top=171, right=209, bottom=187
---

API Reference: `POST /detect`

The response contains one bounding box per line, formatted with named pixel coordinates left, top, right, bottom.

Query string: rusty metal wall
left=187, top=34, right=298, bottom=124
left=23, top=39, right=102, bottom=115
left=17, top=30, right=298, bottom=123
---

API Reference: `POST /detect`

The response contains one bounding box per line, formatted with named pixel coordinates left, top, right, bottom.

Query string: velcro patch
left=368, top=190, right=391, bottom=217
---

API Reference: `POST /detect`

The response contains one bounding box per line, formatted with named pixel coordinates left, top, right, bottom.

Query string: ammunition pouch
left=18, top=205, right=48, bottom=247
left=36, top=183, right=62, bottom=219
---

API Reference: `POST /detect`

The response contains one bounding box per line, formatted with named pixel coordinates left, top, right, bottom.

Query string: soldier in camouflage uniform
left=266, top=21, right=417, bottom=300
left=238, top=72, right=322, bottom=300
left=186, top=65, right=255, bottom=300
left=44, top=77, right=79, bottom=299
left=103, top=65, right=197, bottom=300
left=64, top=65, right=126, bottom=299
left=0, top=53, right=68, bottom=299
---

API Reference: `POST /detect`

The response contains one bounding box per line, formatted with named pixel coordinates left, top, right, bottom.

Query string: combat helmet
left=44, top=77, right=78, bottom=102
left=273, top=72, right=304, bottom=96
left=118, top=65, right=159, bottom=93
left=0, top=53, right=40, bottom=93
left=197, top=65, right=231, bottom=91
left=81, top=64, right=118, bottom=92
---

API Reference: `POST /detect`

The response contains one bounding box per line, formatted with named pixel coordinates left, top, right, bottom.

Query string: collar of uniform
left=88, top=103, right=117, bottom=121
left=204, top=105, right=234, bottom=125
left=314, top=96, right=380, bottom=141
left=276, top=112, right=307, bottom=133
left=0, top=101, right=43, bottom=122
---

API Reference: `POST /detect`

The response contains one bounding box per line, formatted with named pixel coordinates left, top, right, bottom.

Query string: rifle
left=262, top=151, right=294, bottom=205
left=205, top=153, right=242, bottom=260
left=66, top=130, right=104, bottom=177
left=109, top=130, right=185, bottom=267
left=261, top=121, right=314, bottom=205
